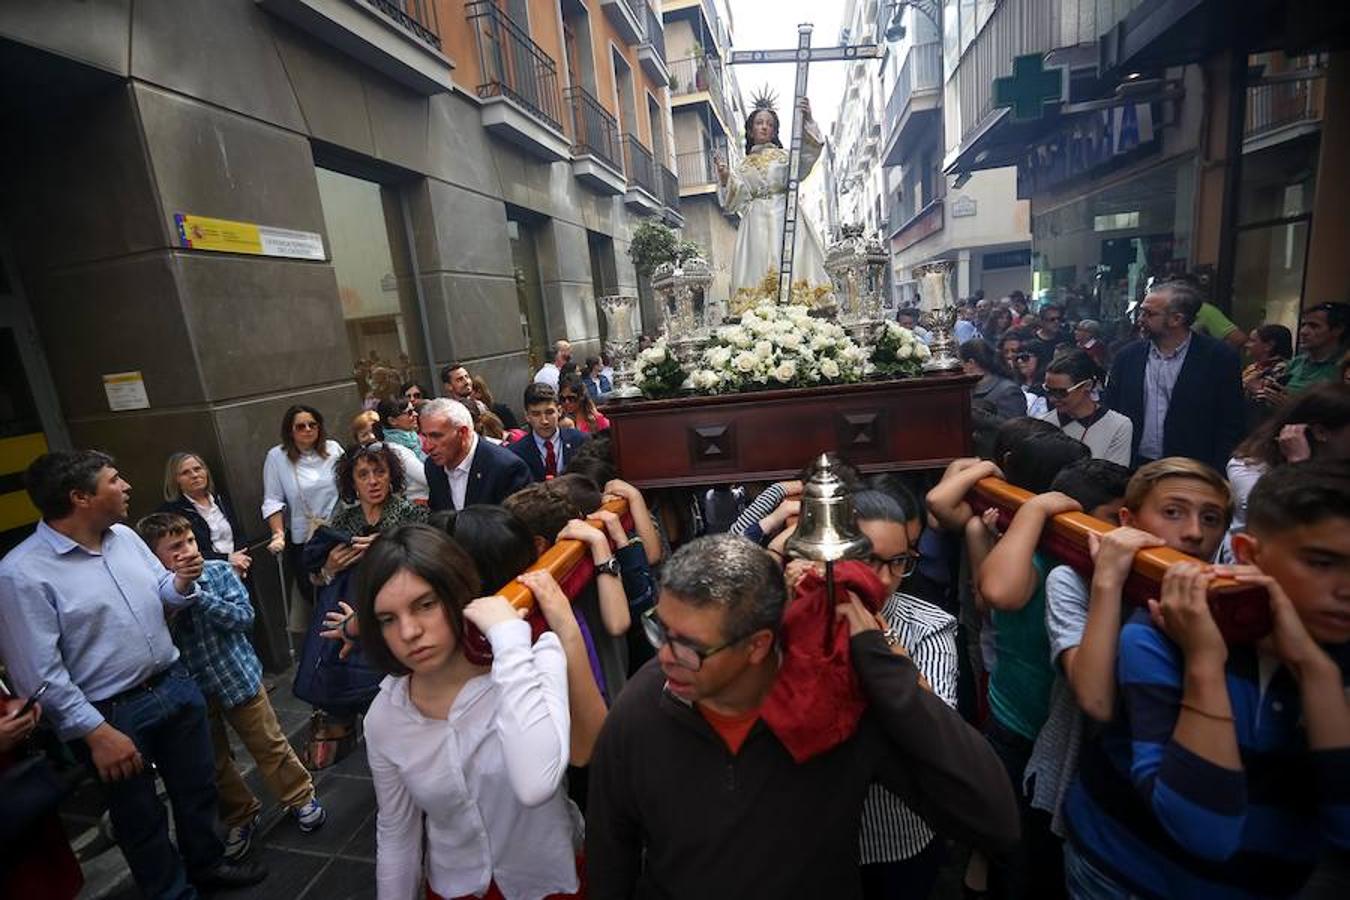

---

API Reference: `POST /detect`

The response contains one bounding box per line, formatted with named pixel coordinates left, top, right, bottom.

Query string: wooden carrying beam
left=967, top=477, right=1273, bottom=643
left=497, top=497, right=630, bottom=612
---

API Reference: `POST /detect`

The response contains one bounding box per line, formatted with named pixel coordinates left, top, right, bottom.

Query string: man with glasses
left=586, top=534, right=1018, bottom=899
left=1032, top=303, right=1070, bottom=351
left=1102, top=281, right=1243, bottom=470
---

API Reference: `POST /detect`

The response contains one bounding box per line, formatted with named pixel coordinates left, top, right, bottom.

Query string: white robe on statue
left=724, top=119, right=833, bottom=312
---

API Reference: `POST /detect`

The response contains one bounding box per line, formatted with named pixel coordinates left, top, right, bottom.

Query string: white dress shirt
left=365, top=620, right=576, bottom=900
left=447, top=432, right=479, bottom=510
left=533, top=430, right=563, bottom=476
left=386, top=442, right=429, bottom=504
left=260, top=441, right=344, bottom=543
left=533, top=363, right=560, bottom=390
left=190, top=495, right=235, bottom=554
left=1138, top=335, right=1191, bottom=461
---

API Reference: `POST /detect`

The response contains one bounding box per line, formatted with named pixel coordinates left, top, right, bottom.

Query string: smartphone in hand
left=14, top=681, right=50, bottom=719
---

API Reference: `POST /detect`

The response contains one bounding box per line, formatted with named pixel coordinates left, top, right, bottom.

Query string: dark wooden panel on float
left=604, top=374, right=978, bottom=488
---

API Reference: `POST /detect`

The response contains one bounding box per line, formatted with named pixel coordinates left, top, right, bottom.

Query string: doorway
left=0, top=240, right=69, bottom=552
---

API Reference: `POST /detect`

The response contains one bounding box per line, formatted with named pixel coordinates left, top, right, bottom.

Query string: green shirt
left=1192, top=302, right=1238, bottom=340
left=988, top=553, right=1055, bottom=741
left=1284, top=352, right=1340, bottom=394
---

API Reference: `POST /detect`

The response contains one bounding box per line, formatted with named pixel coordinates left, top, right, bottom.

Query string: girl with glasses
left=558, top=374, right=610, bottom=434
left=1036, top=350, right=1133, bottom=466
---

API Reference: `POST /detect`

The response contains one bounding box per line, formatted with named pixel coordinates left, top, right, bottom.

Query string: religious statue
left=717, top=90, right=833, bottom=313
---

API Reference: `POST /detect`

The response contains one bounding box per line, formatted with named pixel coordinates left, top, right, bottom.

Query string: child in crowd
left=135, top=513, right=325, bottom=861
left=1064, top=459, right=1350, bottom=899
left=357, top=525, right=583, bottom=900
left=509, top=383, right=588, bottom=480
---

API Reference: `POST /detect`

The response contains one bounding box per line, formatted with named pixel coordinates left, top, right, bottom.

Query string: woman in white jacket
left=355, top=524, right=581, bottom=900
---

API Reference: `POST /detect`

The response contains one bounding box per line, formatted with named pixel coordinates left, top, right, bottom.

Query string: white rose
left=734, top=351, right=758, bottom=373
left=773, top=360, right=797, bottom=382
left=708, top=346, right=732, bottom=369
left=754, top=340, right=773, bottom=360
left=820, top=358, right=840, bottom=379
left=779, top=330, right=803, bottom=348
left=916, top=342, right=932, bottom=359
left=897, top=343, right=913, bottom=360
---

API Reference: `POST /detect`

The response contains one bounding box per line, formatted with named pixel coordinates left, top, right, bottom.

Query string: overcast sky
left=723, top=0, right=849, bottom=139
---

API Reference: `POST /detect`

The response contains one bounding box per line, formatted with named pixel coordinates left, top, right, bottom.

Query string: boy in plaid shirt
left=137, top=513, right=325, bottom=860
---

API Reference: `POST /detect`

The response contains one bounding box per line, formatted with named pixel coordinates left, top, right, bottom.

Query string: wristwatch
left=595, top=557, right=622, bottom=578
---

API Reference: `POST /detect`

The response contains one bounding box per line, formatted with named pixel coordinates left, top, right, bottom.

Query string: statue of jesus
left=717, top=94, right=834, bottom=313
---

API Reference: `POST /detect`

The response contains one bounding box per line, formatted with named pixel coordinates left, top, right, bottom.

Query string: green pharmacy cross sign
left=993, top=53, right=1066, bottom=121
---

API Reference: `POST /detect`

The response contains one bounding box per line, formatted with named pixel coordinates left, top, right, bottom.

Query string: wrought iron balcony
left=623, top=134, right=662, bottom=213
left=1245, top=73, right=1323, bottom=142
left=367, top=0, right=440, bottom=49
left=601, top=0, right=645, bottom=44
left=882, top=40, right=941, bottom=166
left=567, top=86, right=623, bottom=173
left=675, top=146, right=719, bottom=190
left=645, top=3, right=666, bottom=60
left=638, top=2, right=669, bottom=85
left=661, top=164, right=680, bottom=209
left=668, top=54, right=733, bottom=133
left=468, top=0, right=564, bottom=134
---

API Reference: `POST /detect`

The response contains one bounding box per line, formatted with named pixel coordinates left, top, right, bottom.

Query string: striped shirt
left=1065, top=610, right=1350, bottom=899
left=730, top=483, right=788, bottom=546
left=1137, top=335, right=1191, bottom=461
left=859, top=591, right=959, bottom=864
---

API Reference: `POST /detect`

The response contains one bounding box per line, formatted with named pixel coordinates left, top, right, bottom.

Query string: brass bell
left=785, top=453, right=872, bottom=563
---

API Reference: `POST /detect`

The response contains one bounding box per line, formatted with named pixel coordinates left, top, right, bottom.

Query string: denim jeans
left=83, top=663, right=224, bottom=900
left=1063, top=841, right=1138, bottom=900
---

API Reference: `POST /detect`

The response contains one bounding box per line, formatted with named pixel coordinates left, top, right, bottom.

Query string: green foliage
left=628, top=221, right=704, bottom=276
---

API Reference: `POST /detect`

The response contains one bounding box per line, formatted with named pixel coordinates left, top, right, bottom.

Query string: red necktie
left=544, top=438, right=557, bottom=478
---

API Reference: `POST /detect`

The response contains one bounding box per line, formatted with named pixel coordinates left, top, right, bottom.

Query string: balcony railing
left=669, top=55, right=732, bottom=127
left=676, top=147, right=719, bottom=189
left=645, top=3, right=666, bottom=59
left=885, top=40, right=941, bottom=132
left=367, top=0, right=441, bottom=49
left=660, top=164, right=680, bottom=209
left=566, top=86, right=623, bottom=172
left=1245, top=75, right=1323, bottom=139
left=468, top=0, right=564, bottom=133
left=624, top=134, right=659, bottom=197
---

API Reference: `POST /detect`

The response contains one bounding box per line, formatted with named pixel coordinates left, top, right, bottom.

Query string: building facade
left=942, top=0, right=1348, bottom=334
left=663, top=0, right=744, bottom=310
left=0, top=0, right=679, bottom=666
left=823, top=0, right=887, bottom=252
left=878, top=0, right=1031, bottom=307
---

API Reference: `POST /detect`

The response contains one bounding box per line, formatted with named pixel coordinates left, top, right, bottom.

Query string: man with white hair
left=419, top=398, right=532, bottom=511
left=533, top=339, right=572, bottom=390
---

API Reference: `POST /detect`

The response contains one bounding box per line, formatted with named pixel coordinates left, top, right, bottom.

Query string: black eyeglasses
left=293, top=421, right=319, bottom=431
left=1015, top=352, right=1034, bottom=363
left=641, top=607, right=752, bottom=671
left=866, top=551, right=921, bottom=579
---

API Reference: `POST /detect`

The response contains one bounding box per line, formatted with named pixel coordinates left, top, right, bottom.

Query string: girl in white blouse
left=355, top=525, right=580, bottom=900
left=262, top=405, right=344, bottom=629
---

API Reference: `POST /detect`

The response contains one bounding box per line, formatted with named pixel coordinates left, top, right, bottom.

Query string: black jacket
left=1102, top=331, right=1244, bottom=470
left=425, top=438, right=533, bottom=512
left=585, top=634, right=1020, bottom=899
left=507, top=428, right=589, bottom=481
left=158, top=492, right=246, bottom=562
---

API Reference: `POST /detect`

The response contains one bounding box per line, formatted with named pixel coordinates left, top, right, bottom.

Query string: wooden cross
left=729, top=24, right=882, bottom=304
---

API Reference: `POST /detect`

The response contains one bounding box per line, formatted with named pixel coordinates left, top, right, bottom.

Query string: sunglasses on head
left=1042, top=377, right=1093, bottom=398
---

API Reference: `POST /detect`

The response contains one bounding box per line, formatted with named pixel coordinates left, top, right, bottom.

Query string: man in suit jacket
left=420, top=398, right=532, bottom=512
left=508, top=382, right=588, bottom=481
left=1103, top=281, right=1245, bottom=472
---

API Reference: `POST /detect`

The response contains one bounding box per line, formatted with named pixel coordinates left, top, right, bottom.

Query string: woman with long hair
left=1012, top=342, right=1052, bottom=418
left=1226, top=382, right=1350, bottom=534
left=1037, top=350, right=1133, bottom=466
left=559, top=374, right=610, bottom=434
left=376, top=398, right=425, bottom=461
left=961, top=339, right=1027, bottom=420
left=472, top=374, right=519, bottom=429
left=358, top=525, right=583, bottom=900
left=263, top=405, right=343, bottom=632
left=1241, top=323, right=1294, bottom=410
left=982, top=306, right=1013, bottom=344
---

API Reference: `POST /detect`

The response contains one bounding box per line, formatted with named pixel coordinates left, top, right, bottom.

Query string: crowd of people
left=0, top=280, right=1347, bottom=900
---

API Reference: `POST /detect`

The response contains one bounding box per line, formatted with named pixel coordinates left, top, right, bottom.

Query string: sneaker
left=224, top=814, right=259, bottom=861
left=294, top=798, right=327, bottom=833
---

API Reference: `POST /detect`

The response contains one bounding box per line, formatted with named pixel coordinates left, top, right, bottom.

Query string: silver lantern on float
left=825, top=224, right=890, bottom=348
left=912, top=259, right=962, bottom=373
left=596, top=294, right=643, bottom=399
left=651, top=254, right=714, bottom=369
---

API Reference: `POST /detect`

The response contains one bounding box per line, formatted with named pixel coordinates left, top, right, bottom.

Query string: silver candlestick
left=912, top=260, right=962, bottom=373
left=597, top=294, right=643, bottom=398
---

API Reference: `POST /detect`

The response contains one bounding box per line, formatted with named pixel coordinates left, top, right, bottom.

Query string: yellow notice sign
left=174, top=213, right=325, bottom=260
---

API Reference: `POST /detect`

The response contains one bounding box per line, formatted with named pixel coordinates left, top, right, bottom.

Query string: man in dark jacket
left=585, top=535, right=1019, bottom=900
left=1102, top=281, right=1244, bottom=471
left=421, top=398, right=531, bottom=511
left=508, top=382, right=588, bottom=481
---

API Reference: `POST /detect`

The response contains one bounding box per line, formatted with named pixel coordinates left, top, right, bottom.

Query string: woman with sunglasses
left=1036, top=350, right=1133, bottom=466
left=263, top=405, right=344, bottom=631
left=377, top=398, right=425, bottom=462
left=559, top=374, right=610, bottom=434
left=781, top=487, right=957, bottom=900
left=352, top=410, right=429, bottom=506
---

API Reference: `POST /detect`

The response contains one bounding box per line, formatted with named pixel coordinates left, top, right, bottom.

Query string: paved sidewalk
left=71, top=673, right=379, bottom=900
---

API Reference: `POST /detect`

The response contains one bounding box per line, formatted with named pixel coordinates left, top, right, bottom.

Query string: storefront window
left=1031, top=158, right=1196, bottom=329
left=314, top=169, right=425, bottom=402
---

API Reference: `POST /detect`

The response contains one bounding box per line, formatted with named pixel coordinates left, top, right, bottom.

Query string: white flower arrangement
left=688, top=302, right=866, bottom=393
left=634, top=339, right=687, bottom=397
left=871, top=320, right=932, bottom=378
